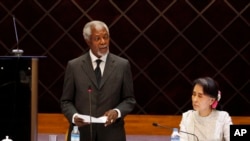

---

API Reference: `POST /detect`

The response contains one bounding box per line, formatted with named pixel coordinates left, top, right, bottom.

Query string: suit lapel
left=99, top=54, right=116, bottom=88
left=80, top=53, right=99, bottom=88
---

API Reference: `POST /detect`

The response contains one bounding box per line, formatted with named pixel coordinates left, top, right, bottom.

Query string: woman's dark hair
left=193, top=77, right=219, bottom=99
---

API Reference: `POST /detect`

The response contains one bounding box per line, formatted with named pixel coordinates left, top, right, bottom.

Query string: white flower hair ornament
left=212, top=91, right=221, bottom=109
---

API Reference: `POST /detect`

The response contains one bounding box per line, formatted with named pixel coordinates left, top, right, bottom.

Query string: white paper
left=78, top=114, right=107, bottom=123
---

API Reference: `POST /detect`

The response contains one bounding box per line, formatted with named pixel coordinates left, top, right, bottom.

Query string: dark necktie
left=95, top=59, right=102, bottom=87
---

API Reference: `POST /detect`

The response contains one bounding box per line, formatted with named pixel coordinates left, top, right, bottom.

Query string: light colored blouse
left=179, top=110, right=232, bottom=141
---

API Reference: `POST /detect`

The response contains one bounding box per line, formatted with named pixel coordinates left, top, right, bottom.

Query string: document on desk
left=78, top=114, right=107, bottom=123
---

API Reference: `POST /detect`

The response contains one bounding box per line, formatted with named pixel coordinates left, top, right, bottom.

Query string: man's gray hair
left=83, top=20, right=109, bottom=41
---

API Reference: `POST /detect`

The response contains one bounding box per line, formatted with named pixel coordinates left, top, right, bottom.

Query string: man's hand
left=74, top=115, right=90, bottom=127
left=104, top=109, right=118, bottom=126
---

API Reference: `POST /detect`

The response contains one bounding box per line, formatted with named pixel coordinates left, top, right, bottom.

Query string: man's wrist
left=72, top=113, right=78, bottom=123
left=113, top=108, right=121, bottom=118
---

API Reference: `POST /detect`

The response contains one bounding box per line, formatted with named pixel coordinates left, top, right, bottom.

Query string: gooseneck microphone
left=152, top=122, right=172, bottom=130
left=152, top=122, right=199, bottom=141
left=88, top=86, right=93, bottom=141
left=12, top=15, right=23, bottom=56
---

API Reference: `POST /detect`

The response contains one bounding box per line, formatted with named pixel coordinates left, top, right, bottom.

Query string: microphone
left=152, top=122, right=199, bottom=141
left=88, top=86, right=92, bottom=141
left=152, top=122, right=172, bottom=130
left=12, top=15, right=23, bottom=56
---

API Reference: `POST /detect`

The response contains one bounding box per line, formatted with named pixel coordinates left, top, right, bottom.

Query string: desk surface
left=38, top=134, right=170, bottom=141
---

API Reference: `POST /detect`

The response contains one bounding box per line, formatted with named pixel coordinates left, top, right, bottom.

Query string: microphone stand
left=88, top=86, right=93, bottom=141
left=179, top=130, right=199, bottom=141
left=152, top=122, right=199, bottom=141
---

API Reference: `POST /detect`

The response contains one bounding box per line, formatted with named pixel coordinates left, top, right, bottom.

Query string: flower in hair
left=217, top=90, right=221, bottom=101
left=212, top=90, right=221, bottom=109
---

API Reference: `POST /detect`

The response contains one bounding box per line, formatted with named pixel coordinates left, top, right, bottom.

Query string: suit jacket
left=61, top=52, right=136, bottom=141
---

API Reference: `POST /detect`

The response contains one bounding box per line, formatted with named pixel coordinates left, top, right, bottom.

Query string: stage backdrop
left=0, top=0, right=249, bottom=115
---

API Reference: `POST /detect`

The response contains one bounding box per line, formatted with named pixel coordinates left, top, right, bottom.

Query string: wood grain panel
left=38, top=114, right=250, bottom=135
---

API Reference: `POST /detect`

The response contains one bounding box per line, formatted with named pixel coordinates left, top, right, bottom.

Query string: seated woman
left=179, top=77, right=232, bottom=141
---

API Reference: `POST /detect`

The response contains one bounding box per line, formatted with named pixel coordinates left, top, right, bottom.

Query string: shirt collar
left=89, top=49, right=108, bottom=63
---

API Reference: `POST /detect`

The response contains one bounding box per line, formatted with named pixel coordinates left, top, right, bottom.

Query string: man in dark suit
left=60, top=20, right=136, bottom=141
